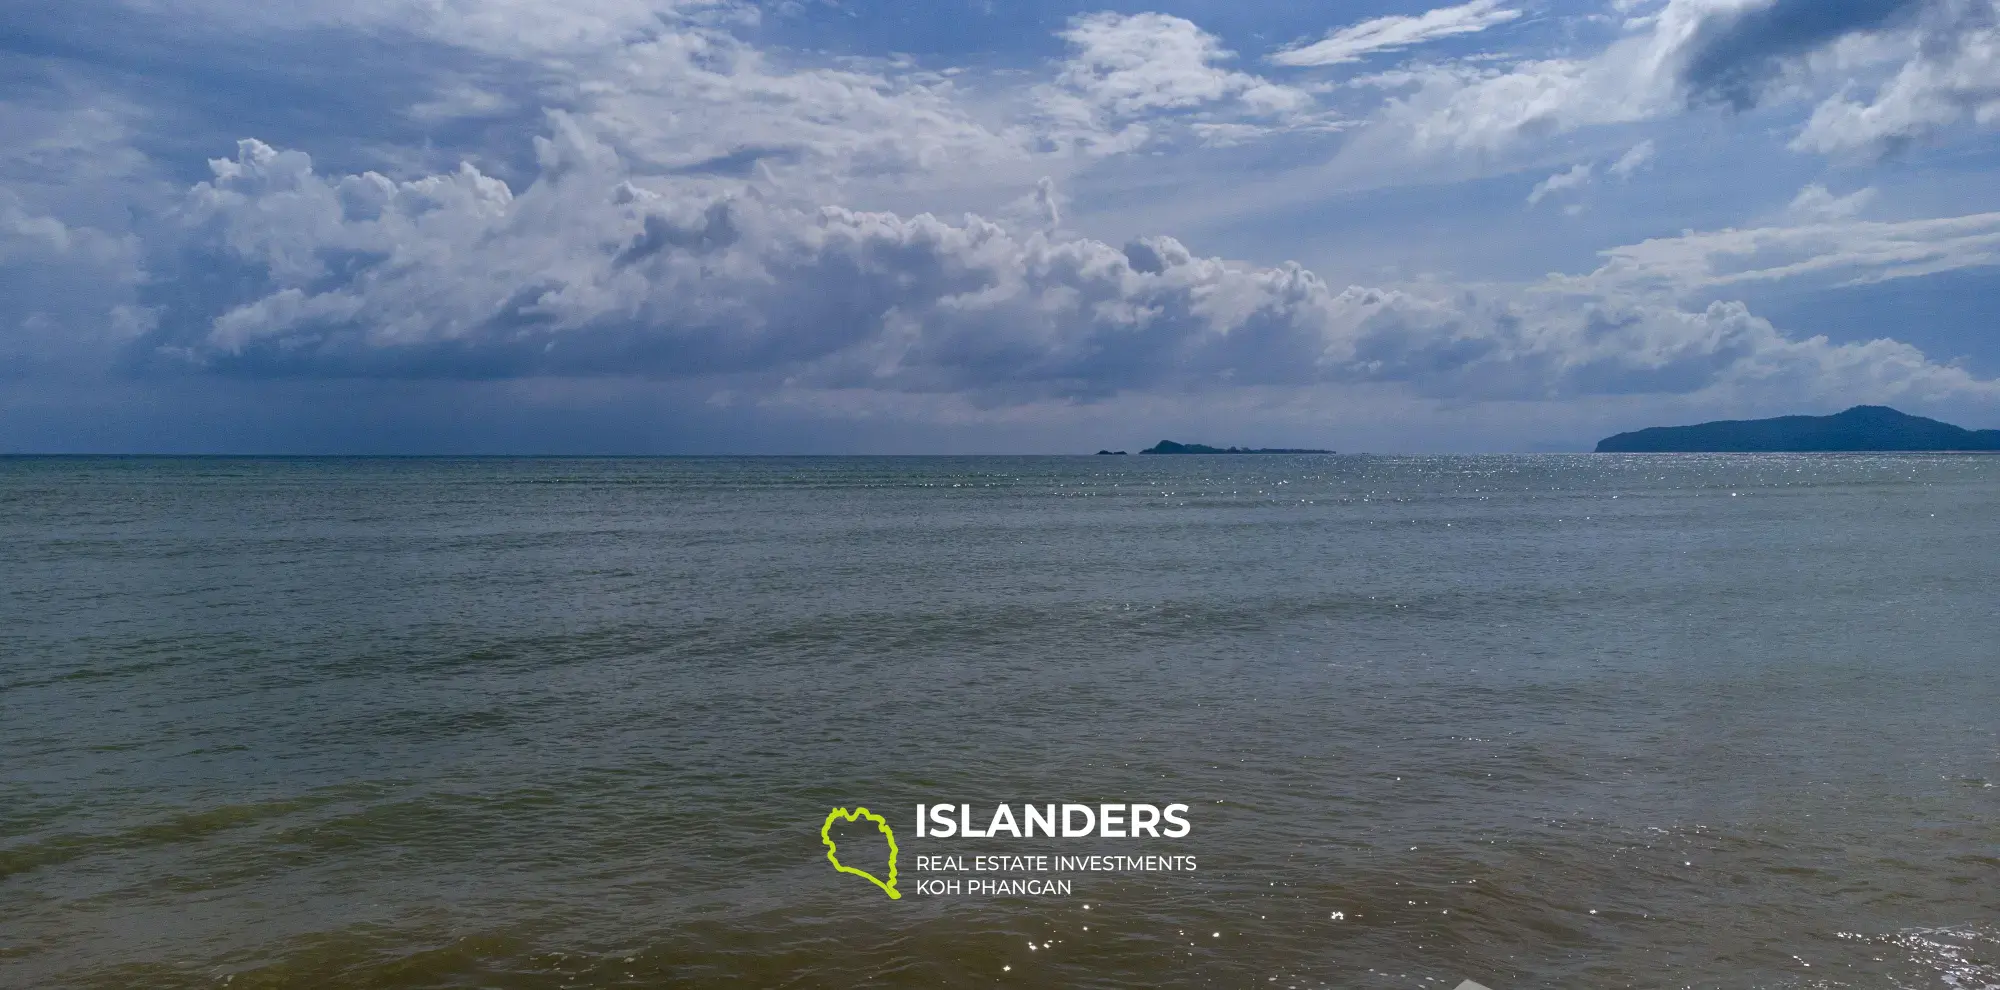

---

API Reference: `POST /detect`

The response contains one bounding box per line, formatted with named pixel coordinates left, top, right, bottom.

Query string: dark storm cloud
left=1679, top=0, right=1926, bottom=109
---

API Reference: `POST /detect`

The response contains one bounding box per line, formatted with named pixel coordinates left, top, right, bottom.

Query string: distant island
left=1139, top=440, right=1334, bottom=455
left=1096, top=450, right=1128, bottom=455
left=1596, top=406, right=2000, bottom=452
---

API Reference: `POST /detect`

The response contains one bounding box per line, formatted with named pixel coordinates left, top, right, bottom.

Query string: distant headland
left=1137, top=441, right=1334, bottom=455
left=1596, top=406, right=2000, bottom=453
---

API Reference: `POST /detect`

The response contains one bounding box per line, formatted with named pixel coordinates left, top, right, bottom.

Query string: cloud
left=1609, top=138, right=1657, bottom=176
left=0, top=191, right=148, bottom=375
left=1368, top=0, right=1994, bottom=157
left=127, top=123, right=1997, bottom=412
left=1676, top=0, right=1925, bottom=110
left=1030, top=176, right=1062, bottom=229
left=1791, top=9, right=2000, bottom=154
left=1787, top=182, right=1878, bottom=218
left=1566, top=209, right=2000, bottom=294
left=9, top=0, right=2000, bottom=448
left=0, top=196, right=134, bottom=267
left=124, top=0, right=745, bottom=60
left=1526, top=141, right=1655, bottom=205
left=1271, top=0, right=1524, bottom=67
left=556, top=17, right=1039, bottom=198
left=405, top=81, right=516, bottom=123
left=1055, top=12, right=1293, bottom=116
left=1037, top=12, right=1327, bottom=152
left=1372, top=53, right=1662, bottom=156
left=1528, top=163, right=1596, bottom=205
left=0, top=92, right=158, bottom=376
left=996, top=176, right=1064, bottom=231
left=0, top=90, right=158, bottom=218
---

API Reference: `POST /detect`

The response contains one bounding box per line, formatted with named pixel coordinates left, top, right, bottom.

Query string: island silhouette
left=1596, top=406, right=2000, bottom=452
left=1137, top=441, right=1334, bottom=454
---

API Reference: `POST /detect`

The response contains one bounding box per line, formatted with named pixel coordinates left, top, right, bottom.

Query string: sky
left=3, top=0, right=2000, bottom=453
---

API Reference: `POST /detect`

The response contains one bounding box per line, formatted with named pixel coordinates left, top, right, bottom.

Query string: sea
left=2, top=454, right=1995, bottom=989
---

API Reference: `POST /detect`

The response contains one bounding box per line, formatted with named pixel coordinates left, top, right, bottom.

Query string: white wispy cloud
left=1788, top=183, right=1878, bottom=220
left=562, top=19, right=1041, bottom=202
left=1565, top=211, right=2000, bottom=295
left=126, top=0, right=745, bottom=59
left=1271, top=0, right=1522, bottom=67
left=1525, top=140, right=1652, bottom=206
left=1609, top=139, right=1656, bottom=177
left=1527, top=163, right=1594, bottom=205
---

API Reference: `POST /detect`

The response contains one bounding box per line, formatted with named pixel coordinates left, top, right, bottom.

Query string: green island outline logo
left=821, top=806, right=901, bottom=900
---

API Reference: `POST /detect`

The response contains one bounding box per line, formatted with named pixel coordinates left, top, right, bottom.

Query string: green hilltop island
left=1134, top=440, right=1334, bottom=455
left=1595, top=405, right=2000, bottom=453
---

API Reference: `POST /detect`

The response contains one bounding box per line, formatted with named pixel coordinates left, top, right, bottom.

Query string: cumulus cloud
left=1271, top=0, right=1523, bottom=67
left=9, top=0, right=2000, bottom=443
left=127, top=122, right=1997, bottom=411
left=1037, top=12, right=1328, bottom=152
left=1791, top=8, right=2000, bottom=154
left=1054, top=13, right=1290, bottom=115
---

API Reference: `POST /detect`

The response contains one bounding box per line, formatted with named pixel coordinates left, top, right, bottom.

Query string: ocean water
left=2, top=454, right=1995, bottom=990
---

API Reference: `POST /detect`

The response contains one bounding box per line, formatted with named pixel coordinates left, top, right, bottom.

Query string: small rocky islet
left=1095, top=440, right=1337, bottom=455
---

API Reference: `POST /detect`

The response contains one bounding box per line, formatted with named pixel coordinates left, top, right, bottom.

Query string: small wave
left=1800, top=925, right=2000, bottom=990
left=1883, top=926, right=2000, bottom=990
left=0, top=786, right=378, bottom=881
